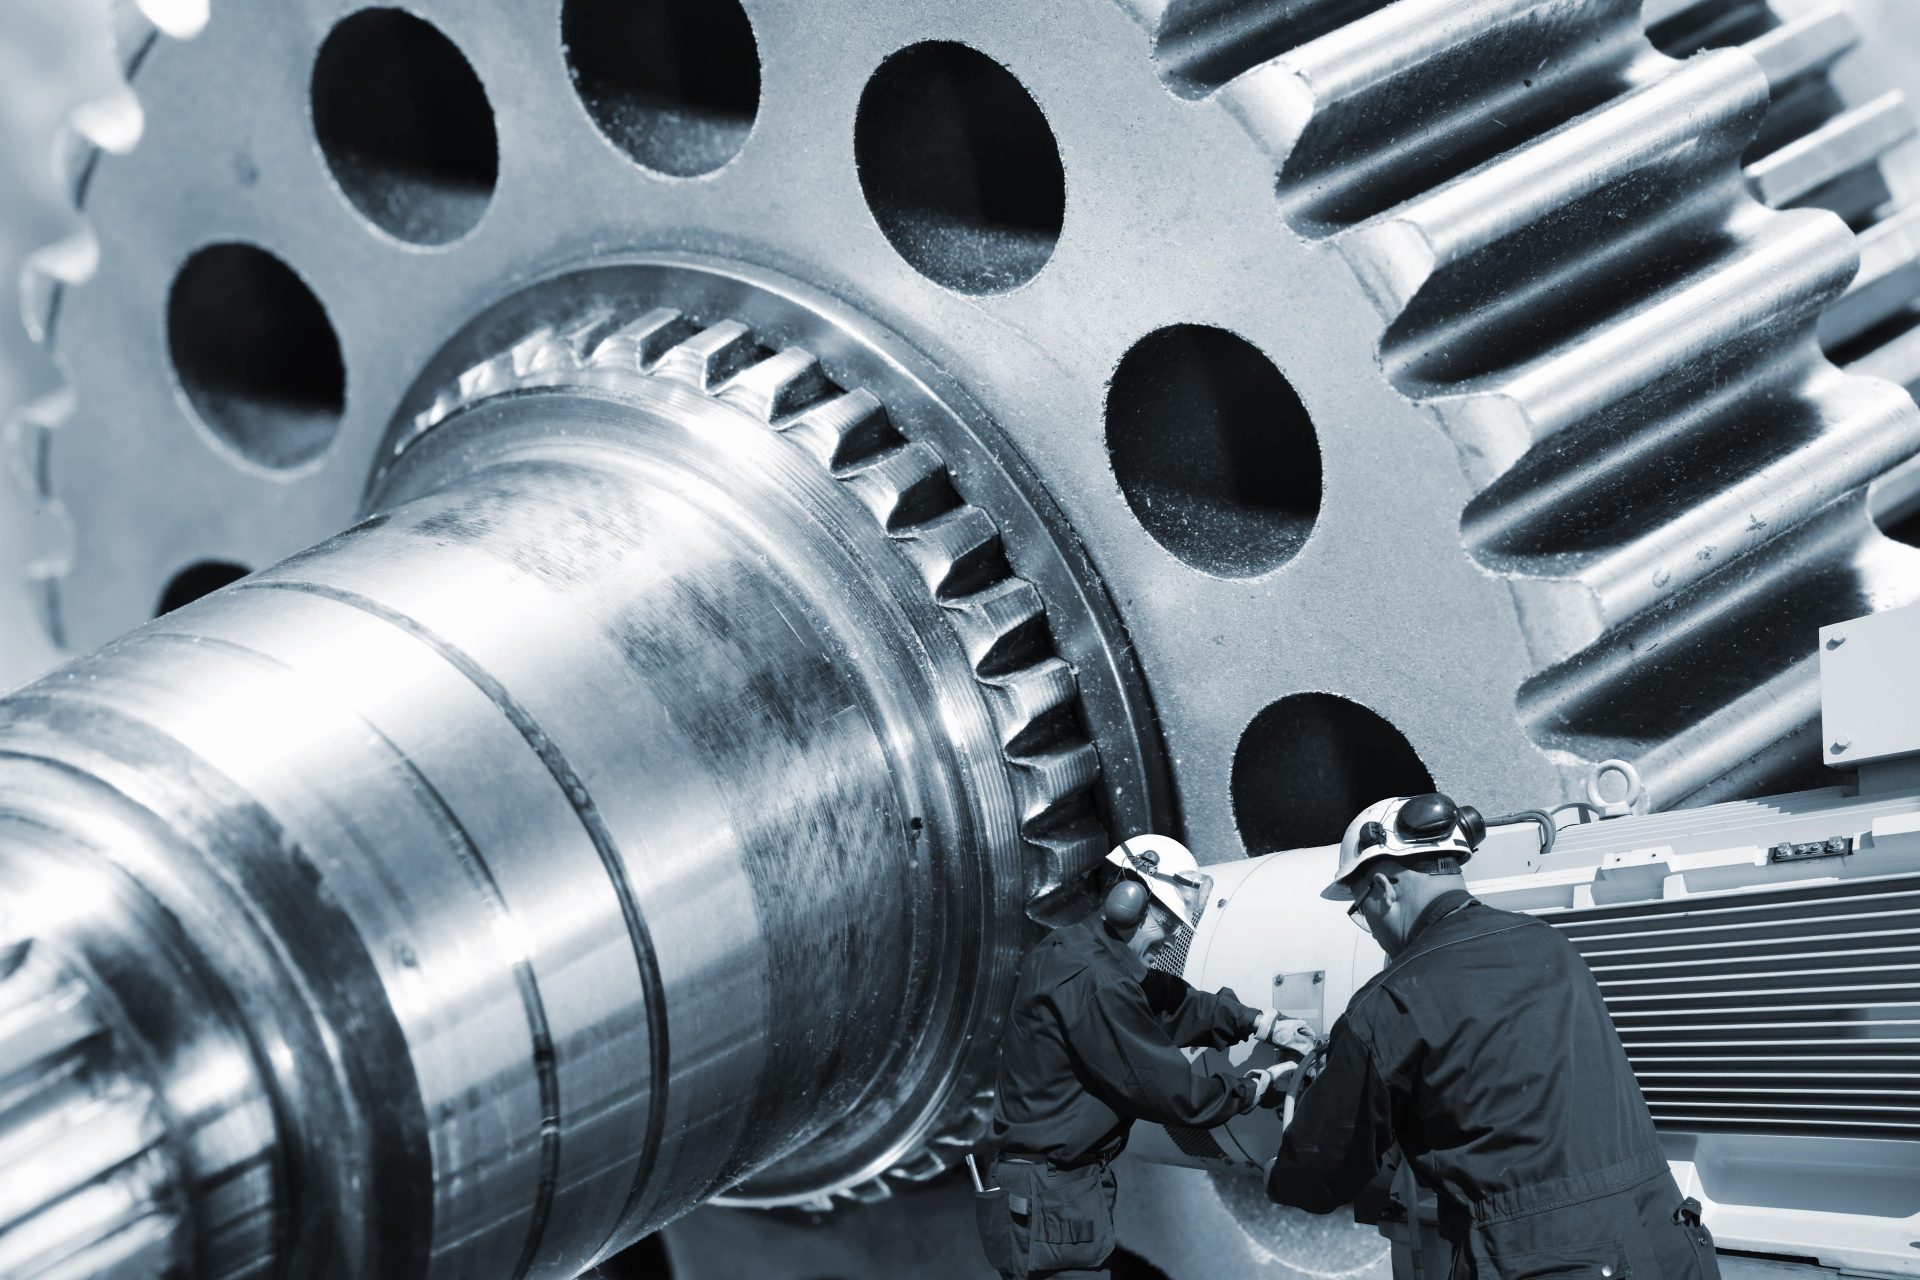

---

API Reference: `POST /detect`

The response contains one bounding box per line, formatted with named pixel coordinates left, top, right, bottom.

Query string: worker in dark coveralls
left=978, top=835, right=1311, bottom=1279
left=1266, top=793, right=1722, bottom=1279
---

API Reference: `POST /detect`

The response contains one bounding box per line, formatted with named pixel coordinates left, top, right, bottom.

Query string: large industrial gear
left=6, top=0, right=1920, bottom=1277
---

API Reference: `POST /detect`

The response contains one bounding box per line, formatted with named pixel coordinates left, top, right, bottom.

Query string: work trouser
left=1448, top=1169, right=1722, bottom=1279
left=976, top=1157, right=1118, bottom=1280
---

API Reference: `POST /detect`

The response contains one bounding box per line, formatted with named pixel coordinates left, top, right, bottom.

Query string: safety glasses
left=1345, top=879, right=1377, bottom=933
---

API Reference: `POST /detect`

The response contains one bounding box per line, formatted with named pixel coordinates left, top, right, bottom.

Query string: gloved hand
left=1252, top=1010, right=1318, bottom=1053
left=1244, top=1062, right=1298, bottom=1110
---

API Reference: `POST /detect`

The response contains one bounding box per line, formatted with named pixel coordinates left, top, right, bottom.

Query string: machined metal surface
left=0, top=304, right=1126, bottom=1275
left=7, top=0, right=1920, bottom=1278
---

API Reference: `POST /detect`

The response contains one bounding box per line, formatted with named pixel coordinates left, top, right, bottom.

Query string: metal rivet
left=1601, top=1268, right=1612, bottom=1278
left=1832, top=737, right=1851, bottom=754
left=1827, top=631, right=1846, bottom=648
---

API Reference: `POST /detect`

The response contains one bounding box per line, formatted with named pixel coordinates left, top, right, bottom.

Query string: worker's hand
left=1253, top=1011, right=1318, bottom=1054
left=1245, top=1063, right=1298, bottom=1109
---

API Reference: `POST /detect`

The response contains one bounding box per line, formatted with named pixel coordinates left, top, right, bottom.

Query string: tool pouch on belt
left=973, top=1181, right=1017, bottom=1279
left=1021, top=1162, right=1116, bottom=1274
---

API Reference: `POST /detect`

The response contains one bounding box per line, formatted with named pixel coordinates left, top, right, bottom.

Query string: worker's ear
left=1372, top=869, right=1398, bottom=910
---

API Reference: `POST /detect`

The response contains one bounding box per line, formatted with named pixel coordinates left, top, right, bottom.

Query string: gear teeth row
left=404, top=314, right=1110, bottom=1202
left=12, top=5, right=177, bottom=654
left=0, top=936, right=181, bottom=1280
left=1652, top=0, right=1920, bottom=394
left=1152, top=0, right=1920, bottom=805
left=1193, top=0, right=1650, bottom=234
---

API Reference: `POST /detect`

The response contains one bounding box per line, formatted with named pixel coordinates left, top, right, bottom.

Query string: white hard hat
left=1104, top=835, right=1206, bottom=930
left=1320, top=793, right=1483, bottom=901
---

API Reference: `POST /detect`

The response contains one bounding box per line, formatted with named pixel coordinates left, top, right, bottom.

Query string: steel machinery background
left=1, top=1, right=1918, bottom=1278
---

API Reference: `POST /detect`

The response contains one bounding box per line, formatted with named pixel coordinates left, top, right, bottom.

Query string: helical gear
left=1132, top=0, right=1920, bottom=804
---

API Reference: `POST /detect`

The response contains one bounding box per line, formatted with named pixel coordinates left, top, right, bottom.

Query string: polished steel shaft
left=0, top=367, right=1038, bottom=1278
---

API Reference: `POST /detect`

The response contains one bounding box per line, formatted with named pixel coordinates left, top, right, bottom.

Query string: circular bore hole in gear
left=155, top=561, right=252, bottom=617
left=311, top=8, right=498, bottom=245
left=855, top=42, right=1066, bottom=294
left=1232, top=693, right=1435, bottom=853
left=562, top=0, right=761, bottom=178
left=1107, top=325, right=1321, bottom=577
left=166, top=244, right=346, bottom=470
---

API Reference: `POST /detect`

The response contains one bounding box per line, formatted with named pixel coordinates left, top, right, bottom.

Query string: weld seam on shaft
left=236, top=578, right=673, bottom=1247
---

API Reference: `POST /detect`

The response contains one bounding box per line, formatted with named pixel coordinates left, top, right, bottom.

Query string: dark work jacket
left=989, top=917, right=1262, bottom=1168
left=1267, top=891, right=1668, bottom=1226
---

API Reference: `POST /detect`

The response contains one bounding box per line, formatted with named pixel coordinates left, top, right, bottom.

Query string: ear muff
left=1101, top=879, right=1149, bottom=928
left=1457, top=804, right=1486, bottom=851
left=1395, top=793, right=1457, bottom=841
left=1395, top=793, right=1486, bottom=854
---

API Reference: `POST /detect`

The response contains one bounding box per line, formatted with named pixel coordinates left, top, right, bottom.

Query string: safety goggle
left=1344, top=877, right=1379, bottom=933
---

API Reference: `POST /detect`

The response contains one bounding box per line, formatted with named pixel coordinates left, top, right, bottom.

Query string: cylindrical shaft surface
left=0, top=379, right=1030, bottom=1277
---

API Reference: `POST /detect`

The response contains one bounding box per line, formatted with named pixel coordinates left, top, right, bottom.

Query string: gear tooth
left=121, top=0, right=205, bottom=42
left=1481, top=363, right=1920, bottom=663
left=1640, top=0, right=1703, bottom=25
left=1024, top=825, right=1110, bottom=909
left=21, top=231, right=101, bottom=342
left=507, top=327, right=574, bottom=379
left=885, top=1150, right=948, bottom=1183
left=1010, top=740, right=1103, bottom=831
left=1341, top=52, right=1767, bottom=317
left=586, top=308, right=697, bottom=370
left=1747, top=92, right=1914, bottom=213
left=840, top=1178, right=892, bottom=1205
left=980, top=658, right=1078, bottom=752
left=1824, top=205, right=1920, bottom=348
left=19, top=261, right=60, bottom=350
left=718, top=348, right=834, bottom=422
left=944, top=579, right=1047, bottom=677
left=839, top=442, right=956, bottom=531
left=8, top=395, right=76, bottom=607
left=456, top=355, right=515, bottom=405
left=1852, top=322, right=1920, bottom=394
left=651, top=321, right=762, bottom=390
left=1150, top=0, right=1394, bottom=100
left=1406, top=210, right=1859, bottom=485
left=553, top=309, right=623, bottom=367
left=776, top=389, right=897, bottom=469
left=929, top=1125, right=981, bottom=1152
left=66, top=86, right=143, bottom=159
left=1739, top=6, right=1858, bottom=92
left=1252, top=0, right=1645, bottom=233
left=893, top=505, right=1005, bottom=598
